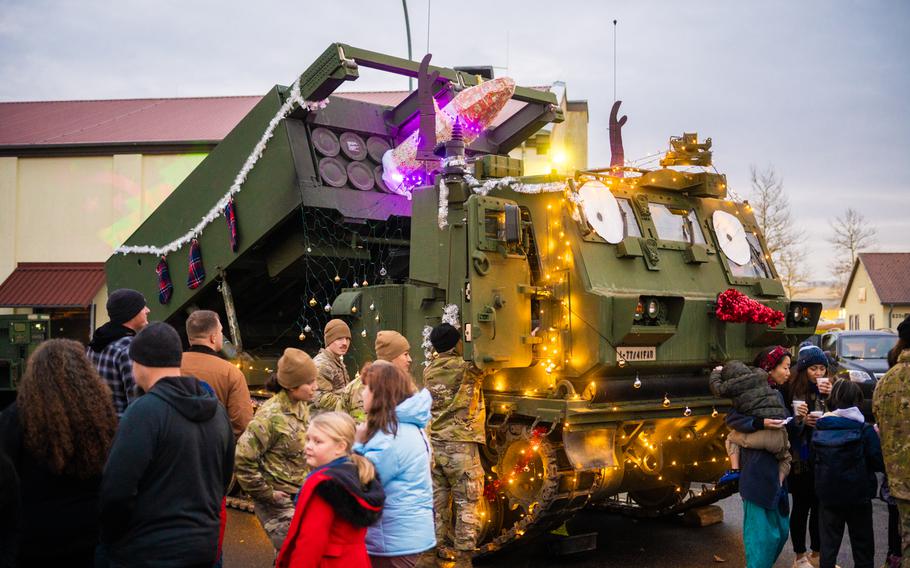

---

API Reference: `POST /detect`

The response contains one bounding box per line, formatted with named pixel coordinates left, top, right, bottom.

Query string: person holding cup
left=724, top=345, right=804, bottom=568
left=783, top=343, right=834, bottom=568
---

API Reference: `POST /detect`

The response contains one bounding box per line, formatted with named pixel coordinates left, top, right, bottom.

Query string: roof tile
left=0, top=263, right=106, bottom=308
left=859, top=252, right=910, bottom=304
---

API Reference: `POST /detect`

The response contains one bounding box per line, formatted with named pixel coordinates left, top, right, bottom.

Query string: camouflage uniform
left=341, top=374, right=366, bottom=422
left=313, top=348, right=349, bottom=412
left=873, top=349, right=910, bottom=565
left=425, top=350, right=486, bottom=553
left=235, top=389, right=310, bottom=549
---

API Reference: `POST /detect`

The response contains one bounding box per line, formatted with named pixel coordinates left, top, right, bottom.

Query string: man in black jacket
left=99, top=322, right=234, bottom=568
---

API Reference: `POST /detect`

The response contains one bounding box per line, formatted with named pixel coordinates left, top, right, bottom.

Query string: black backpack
left=812, top=423, right=873, bottom=505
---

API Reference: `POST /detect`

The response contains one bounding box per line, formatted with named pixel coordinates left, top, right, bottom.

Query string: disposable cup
left=792, top=400, right=806, bottom=416
left=817, top=377, right=831, bottom=388
left=809, top=410, right=824, bottom=419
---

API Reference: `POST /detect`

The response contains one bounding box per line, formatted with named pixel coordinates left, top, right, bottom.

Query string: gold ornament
left=298, top=332, right=306, bottom=341
left=351, top=306, right=358, bottom=314
left=633, top=374, right=642, bottom=389
left=308, top=298, right=317, bottom=307
left=662, top=395, right=671, bottom=407
left=711, top=407, right=718, bottom=418
left=684, top=406, right=692, bottom=417
left=334, top=275, right=341, bottom=283
left=362, top=279, right=369, bottom=286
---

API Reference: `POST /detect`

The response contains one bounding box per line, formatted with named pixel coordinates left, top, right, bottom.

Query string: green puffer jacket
left=425, top=351, right=485, bottom=444
left=709, top=360, right=787, bottom=419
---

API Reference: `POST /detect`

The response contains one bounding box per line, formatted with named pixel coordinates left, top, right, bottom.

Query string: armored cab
left=106, top=44, right=820, bottom=553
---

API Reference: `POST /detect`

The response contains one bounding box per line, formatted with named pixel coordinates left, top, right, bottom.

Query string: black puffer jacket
left=709, top=360, right=787, bottom=419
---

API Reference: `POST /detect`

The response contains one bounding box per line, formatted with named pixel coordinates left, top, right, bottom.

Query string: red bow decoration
left=715, top=288, right=785, bottom=326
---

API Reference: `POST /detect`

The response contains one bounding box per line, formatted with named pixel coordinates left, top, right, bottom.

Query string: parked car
left=810, top=330, right=898, bottom=419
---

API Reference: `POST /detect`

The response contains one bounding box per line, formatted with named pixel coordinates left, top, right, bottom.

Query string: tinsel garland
left=114, top=79, right=328, bottom=256
left=442, top=303, right=461, bottom=328
left=483, top=426, right=549, bottom=501
left=421, top=325, right=434, bottom=368
left=437, top=177, right=449, bottom=229
left=463, top=173, right=565, bottom=196
left=714, top=288, right=785, bottom=326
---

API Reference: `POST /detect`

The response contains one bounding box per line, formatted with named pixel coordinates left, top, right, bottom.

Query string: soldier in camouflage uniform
left=424, top=323, right=486, bottom=567
left=873, top=317, right=910, bottom=567
left=313, top=319, right=352, bottom=413
left=341, top=371, right=366, bottom=422
left=235, top=348, right=317, bottom=550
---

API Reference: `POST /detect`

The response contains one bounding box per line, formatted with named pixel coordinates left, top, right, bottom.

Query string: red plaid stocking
left=187, top=239, right=205, bottom=289
left=156, top=256, right=173, bottom=304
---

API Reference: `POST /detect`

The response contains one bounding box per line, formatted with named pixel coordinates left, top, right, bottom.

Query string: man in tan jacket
left=181, top=310, right=253, bottom=437
left=313, top=319, right=352, bottom=412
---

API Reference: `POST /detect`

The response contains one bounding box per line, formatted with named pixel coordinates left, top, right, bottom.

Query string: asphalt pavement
left=222, top=495, right=892, bottom=567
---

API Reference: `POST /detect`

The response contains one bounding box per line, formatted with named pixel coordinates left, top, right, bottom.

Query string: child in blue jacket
left=812, top=379, right=885, bottom=568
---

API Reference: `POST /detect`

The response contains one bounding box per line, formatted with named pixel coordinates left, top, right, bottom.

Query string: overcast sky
left=1, top=0, right=907, bottom=281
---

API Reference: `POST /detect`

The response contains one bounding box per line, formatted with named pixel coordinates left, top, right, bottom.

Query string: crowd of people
left=0, top=287, right=908, bottom=568
left=713, top=318, right=910, bottom=568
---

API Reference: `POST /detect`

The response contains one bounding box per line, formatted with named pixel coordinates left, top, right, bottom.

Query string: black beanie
left=430, top=323, right=461, bottom=353
left=107, top=289, right=147, bottom=325
left=899, top=316, right=910, bottom=343
left=129, top=322, right=183, bottom=368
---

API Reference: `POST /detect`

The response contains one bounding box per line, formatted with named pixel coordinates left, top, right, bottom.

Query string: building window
left=858, top=287, right=867, bottom=302
left=869, top=314, right=875, bottom=329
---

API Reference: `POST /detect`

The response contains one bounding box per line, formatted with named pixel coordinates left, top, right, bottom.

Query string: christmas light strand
left=114, top=79, right=328, bottom=256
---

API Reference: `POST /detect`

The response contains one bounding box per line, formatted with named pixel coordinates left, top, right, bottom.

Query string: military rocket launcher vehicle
left=107, top=44, right=821, bottom=553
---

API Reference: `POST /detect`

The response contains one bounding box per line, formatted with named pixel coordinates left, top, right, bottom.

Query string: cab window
left=647, top=204, right=705, bottom=244
left=728, top=233, right=773, bottom=279
left=617, top=198, right=642, bottom=238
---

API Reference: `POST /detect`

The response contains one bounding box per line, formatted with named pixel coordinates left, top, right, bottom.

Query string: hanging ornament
left=324, top=303, right=331, bottom=313
left=306, top=246, right=312, bottom=253
left=304, top=324, right=312, bottom=333
left=374, top=314, right=380, bottom=323
left=662, top=395, right=671, bottom=407
left=633, top=374, right=642, bottom=389
left=298, top=332, right=306, bottom=341
left=224, top=197, right=239, bottom=252
left=361, top=329, right=368, bottom=338
left=379, top=267, right=387, bottom=277
left=351, top=306, right=358, bottom=314
left=684, top=406, right=692, bottom=417
left=618, top=358, right=627, bottom=368
left=353, top=282, right=359, bottom=288
left=187, top=239, right=205, bottom=289
left=369, top=303, right=375, bottom=311
left=155, top=256, right=173, bottom=304
left=308, top=297, right=318, bottom=307
left=334, top=275, right=341, bottom=283
left=362, top=279, right=369, bottom=287
left=711, top=407, right=719, bottom=418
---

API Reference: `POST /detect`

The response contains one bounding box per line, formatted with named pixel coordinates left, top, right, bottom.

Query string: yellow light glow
left=552, top=148, right=567, bottom=165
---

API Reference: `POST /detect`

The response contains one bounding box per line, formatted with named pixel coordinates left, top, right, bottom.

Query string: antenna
left=426, top=0, right=431, bottom=53
left=613, top=19, right=618, bottom=103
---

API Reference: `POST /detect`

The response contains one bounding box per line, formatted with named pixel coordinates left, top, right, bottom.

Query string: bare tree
left=829, top=208, right=877, bottom=294
left=748, top=165, right=807, bottom=294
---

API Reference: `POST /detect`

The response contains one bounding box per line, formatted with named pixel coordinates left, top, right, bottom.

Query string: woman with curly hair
left=0, top=338, right=118, bottom=567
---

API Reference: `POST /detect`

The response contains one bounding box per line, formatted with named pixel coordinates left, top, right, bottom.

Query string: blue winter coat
left=354, top=389, right=435, bottom=556
left=812, top=413, right=885, bottom=505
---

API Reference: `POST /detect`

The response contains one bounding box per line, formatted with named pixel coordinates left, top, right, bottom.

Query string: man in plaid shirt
left=87, top=289, right=150, bottom=416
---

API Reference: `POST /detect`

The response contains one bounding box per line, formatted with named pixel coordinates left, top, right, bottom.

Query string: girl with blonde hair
left=277, top=412, right=385, bottom=568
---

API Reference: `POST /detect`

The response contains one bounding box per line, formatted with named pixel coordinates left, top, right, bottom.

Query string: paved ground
left=222, top=495, right=892, bottom=567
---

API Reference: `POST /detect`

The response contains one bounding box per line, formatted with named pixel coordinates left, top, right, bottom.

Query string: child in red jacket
left=277, top=412, right=385, bottom=568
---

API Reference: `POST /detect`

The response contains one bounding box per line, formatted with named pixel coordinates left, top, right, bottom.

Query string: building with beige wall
left=0, top=96, right=259, bottom=340
left=840, top=252, right=910, bottom=331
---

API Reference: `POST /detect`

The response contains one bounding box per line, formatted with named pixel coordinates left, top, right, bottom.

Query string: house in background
left=0, top=84, right=587, bottom=342
left=840, top=252, right=910, bottom=331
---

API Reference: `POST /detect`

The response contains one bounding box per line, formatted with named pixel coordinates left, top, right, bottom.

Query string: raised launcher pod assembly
left=106, top=45, right=821, bottom=554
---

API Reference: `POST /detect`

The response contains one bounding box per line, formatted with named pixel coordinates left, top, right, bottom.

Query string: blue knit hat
left=797, top=342, right=827, bottom=371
